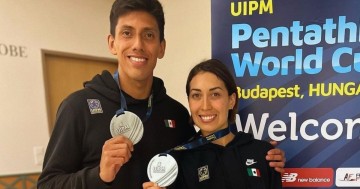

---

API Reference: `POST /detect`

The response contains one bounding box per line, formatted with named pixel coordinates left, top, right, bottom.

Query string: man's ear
left=157, top=39, right=166, bottom=59
left=107, top=34, right=117, bottom=55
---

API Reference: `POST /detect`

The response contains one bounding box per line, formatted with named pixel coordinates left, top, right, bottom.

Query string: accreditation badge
left=147, top=153, right=178, bottom=187
left=110, top=111, right=144, bottom=144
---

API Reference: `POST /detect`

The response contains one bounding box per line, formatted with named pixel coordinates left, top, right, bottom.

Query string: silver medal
left=110, top=111, right=144, bottom=144
left=147, top=153, right=178, bottom=187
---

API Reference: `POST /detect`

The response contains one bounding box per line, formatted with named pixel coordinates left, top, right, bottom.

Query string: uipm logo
left=336, top=168, right=360, bottom=187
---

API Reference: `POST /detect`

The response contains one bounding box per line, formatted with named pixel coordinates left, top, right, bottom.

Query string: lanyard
left=165, top=125, right=234, bottom=153
left=113, top=71, right=153, bottom=122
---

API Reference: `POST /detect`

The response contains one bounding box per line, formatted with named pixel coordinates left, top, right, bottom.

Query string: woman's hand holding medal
left=143, top=181, right=166, bottom=189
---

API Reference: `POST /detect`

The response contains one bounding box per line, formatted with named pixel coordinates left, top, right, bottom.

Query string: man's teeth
left=130, top=57, right=145, bottom=62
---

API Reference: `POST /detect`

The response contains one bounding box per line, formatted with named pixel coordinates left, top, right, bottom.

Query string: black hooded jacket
left=169, top=131, right=282, bottom=189
left=37, top=70, right=196, bottom=189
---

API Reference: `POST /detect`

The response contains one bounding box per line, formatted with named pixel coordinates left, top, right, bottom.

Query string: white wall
left=0, top=0, right=210, bottom=175
left=156, top=0, right=211, bottom=109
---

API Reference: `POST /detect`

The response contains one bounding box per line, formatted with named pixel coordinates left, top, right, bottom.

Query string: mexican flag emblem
left=164, top=119, right=176, bottom=128
left=247, top=168, right=261, bottom=177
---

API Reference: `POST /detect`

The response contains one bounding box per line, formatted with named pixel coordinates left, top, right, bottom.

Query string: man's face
left=108, top=11, right=166, bottom=83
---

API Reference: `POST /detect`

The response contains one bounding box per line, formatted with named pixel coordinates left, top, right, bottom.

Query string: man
left=37, top=0, right=285, bottom=188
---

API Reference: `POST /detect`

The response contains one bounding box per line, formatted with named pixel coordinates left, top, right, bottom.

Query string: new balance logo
left=282, top=173, right=298, bottom=182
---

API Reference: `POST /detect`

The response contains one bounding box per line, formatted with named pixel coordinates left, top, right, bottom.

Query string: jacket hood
left=83, top=70, right=168, bottom=104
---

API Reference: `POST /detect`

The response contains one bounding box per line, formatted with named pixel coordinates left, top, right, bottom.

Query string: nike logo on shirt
left=246, top=159, right=257, bottom=166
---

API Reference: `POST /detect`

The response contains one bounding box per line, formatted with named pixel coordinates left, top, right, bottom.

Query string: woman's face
left=188, top=71, right=236, bottom=136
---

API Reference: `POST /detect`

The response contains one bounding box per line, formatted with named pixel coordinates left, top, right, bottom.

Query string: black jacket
left=37, top=70, right=196, bottom=189
left=170, top=131, right=282, bottom=189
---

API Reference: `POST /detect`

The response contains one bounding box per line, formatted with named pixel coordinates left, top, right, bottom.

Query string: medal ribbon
left=113, top=71, right=153, bottom=122
left=165, top=124, right=235, bottom=153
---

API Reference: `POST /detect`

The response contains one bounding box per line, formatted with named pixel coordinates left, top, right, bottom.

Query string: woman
left=144, top=59, right=282, bottom=189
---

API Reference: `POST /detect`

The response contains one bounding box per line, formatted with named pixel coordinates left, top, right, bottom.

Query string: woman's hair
left=186, top=59, right=239, bottom=123
left=109, top=0, right=165, bottom=41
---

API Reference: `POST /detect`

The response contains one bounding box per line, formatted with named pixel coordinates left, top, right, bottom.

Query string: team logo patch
left=198, top=165, right=210, bottom=182
left=87, top=99, right=103, bottom=114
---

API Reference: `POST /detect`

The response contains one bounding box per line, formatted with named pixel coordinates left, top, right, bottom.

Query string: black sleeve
left=37, top=100, right=109, bottom=189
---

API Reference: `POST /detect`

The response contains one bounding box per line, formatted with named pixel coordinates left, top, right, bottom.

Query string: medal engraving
left=110, top=111, right=144, bottom=144
left=147, top=153, right=178, bottom=187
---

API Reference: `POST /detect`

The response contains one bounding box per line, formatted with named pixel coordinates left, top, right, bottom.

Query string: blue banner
left=211, top=0, right=360, bottom=188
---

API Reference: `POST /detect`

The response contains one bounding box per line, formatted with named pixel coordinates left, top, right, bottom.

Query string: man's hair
left=186, top=59, right=239, bottom=123
left=109, top=0, right=165, bottom=41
